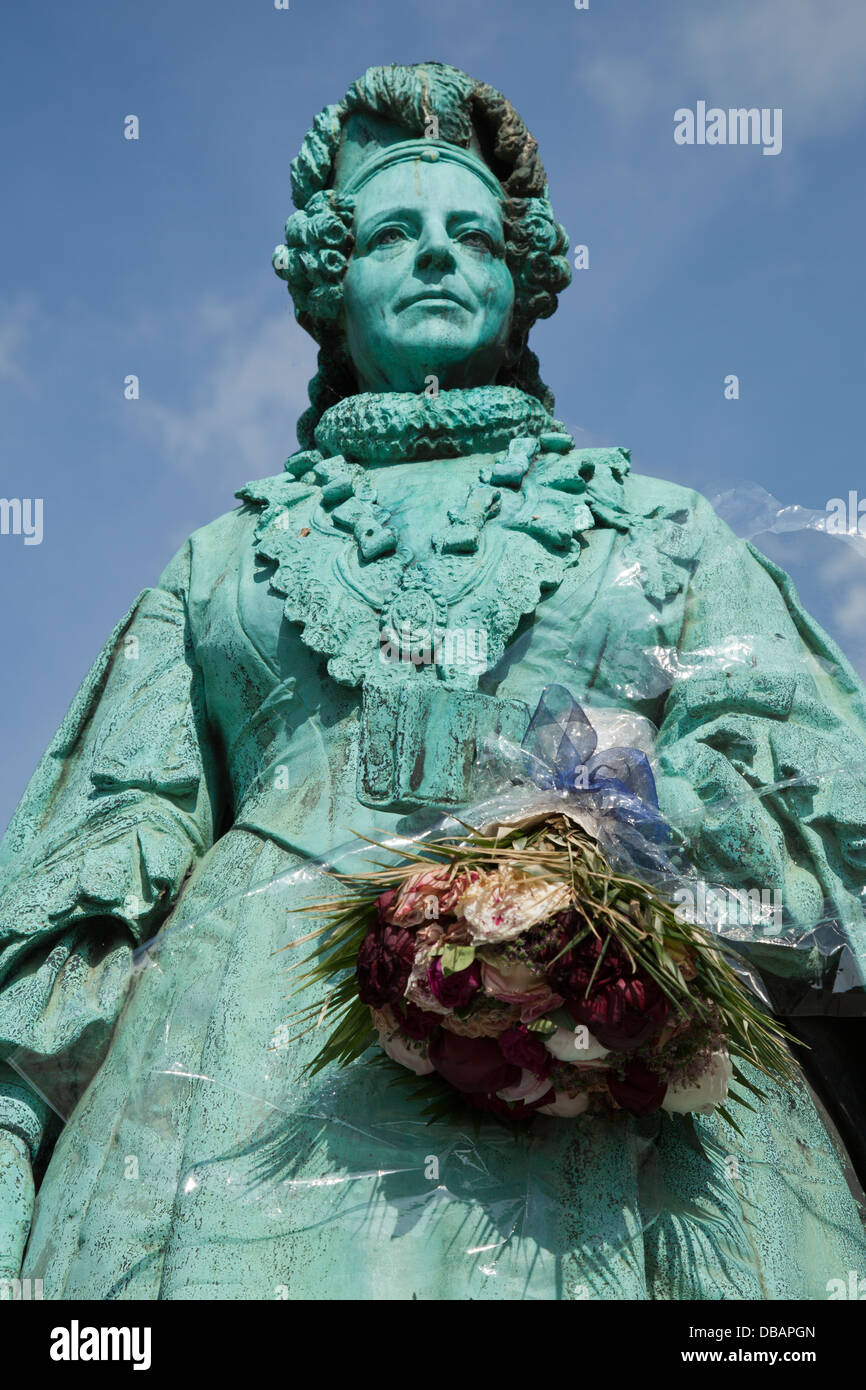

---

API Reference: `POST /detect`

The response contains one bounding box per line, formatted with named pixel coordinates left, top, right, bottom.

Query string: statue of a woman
left=1, top=62, right=865, bottom=1300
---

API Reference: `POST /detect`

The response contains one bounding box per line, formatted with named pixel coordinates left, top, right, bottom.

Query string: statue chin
left=347, top=315, right=511, bottom=394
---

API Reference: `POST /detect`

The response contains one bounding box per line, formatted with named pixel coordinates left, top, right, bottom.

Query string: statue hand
left=0, top=1130, right=34, bottom=1283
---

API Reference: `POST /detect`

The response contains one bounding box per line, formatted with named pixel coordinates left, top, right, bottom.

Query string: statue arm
left=0, top=541, right=220, bottom=1275
left=0, top=1130, right=32, bottom=1285
left=654, top=495, right=866, bottom=988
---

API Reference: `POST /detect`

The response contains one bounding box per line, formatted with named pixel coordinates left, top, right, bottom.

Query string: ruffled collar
left=313, top=385, right=556, bottom=463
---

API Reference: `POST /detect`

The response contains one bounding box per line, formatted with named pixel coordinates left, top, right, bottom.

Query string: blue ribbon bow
left=520, top=684, right=669, bottom=847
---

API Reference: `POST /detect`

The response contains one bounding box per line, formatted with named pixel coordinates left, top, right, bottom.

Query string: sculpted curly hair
left=273, top=62, right=572, bottom=450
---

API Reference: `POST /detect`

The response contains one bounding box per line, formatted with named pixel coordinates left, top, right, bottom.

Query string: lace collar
left=238, top=412, right=639, bottom=690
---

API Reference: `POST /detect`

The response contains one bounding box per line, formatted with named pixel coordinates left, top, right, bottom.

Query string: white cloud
left=0, top=297, right=38, bottom=388
left=584, top=0, right=866, bottom=137
left=582, top=56, right=667, bottom=126
left=140, top=296, right=316, bottom=492
left=819, top=544, right=866, bottom=640
left=683, top=0, right=866, bottom=129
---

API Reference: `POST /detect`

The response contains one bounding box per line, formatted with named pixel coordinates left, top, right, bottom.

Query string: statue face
left=342, top=158, right=515, bottom=393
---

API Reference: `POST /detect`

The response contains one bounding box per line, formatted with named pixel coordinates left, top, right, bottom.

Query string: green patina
left=0, top=62, right=864, bottom=1299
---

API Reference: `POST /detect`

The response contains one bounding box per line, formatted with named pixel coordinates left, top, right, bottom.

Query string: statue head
left=341, top=144, right=515, bottom=394
left=273, top=63, right=571, bottom=448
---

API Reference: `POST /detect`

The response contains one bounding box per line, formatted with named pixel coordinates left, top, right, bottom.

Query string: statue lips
left=398, top=288, right=471, bottom=313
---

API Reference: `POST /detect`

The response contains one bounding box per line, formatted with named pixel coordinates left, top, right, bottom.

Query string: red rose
left=549, top=920, right=669, bottom=1052
left=607, top=1057, right=666, bottom=1116
left=498, top=1025, right=552, bottom=1079
left=427, top=956, right=482, bottom=1009
left=356, top=921, right=416, bottom=1008
left=465, top=1086, right=556, bottom=1121
left=396, top=1000, right=442, bottom=1040
left=428, top=1032, right=519, bottom=1094
left=568, top=975, right=670, bottom=1052
left=547, top=916, right=628, bottom=996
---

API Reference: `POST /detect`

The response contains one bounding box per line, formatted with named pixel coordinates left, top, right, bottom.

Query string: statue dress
left=1, top=385, right=865, bottom=1299
left=1, top=62, right=865, bottom=1299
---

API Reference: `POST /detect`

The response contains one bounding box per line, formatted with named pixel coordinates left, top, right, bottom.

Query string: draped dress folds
left=2, top=401, right=865, bottom=1298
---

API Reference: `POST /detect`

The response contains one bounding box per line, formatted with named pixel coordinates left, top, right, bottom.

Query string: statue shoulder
left=166, top=469, right=321, bottom=583
left=619, top=468, right=731, bottom=564
left=622, top=468, right=713, bottom=528
left=549, top=444, right=712, bottom=544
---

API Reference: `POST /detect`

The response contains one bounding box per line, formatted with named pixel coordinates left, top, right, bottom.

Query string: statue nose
left=415, top=237, right=456, bottom=274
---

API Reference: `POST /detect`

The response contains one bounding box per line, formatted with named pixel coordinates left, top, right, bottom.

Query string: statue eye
left=371, top=226, right=408, bottom=248
left=458, top=229, right=495, bottom=253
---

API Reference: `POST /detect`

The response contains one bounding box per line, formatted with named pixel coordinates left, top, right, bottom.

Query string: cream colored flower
left=404, top=948, right=452, bottom=1016
left=480, top=956, right=556, bottom=1009
left=370, top=1006, right=398, bottom=1034
left=415, top=923, right=445, bottom=952
left=544, top=1025, right=610, bottom=1065
left=441, top=1003, right=518, bottom=1037
left=458, top=868, right=571, bottom=945
left=662, top=1050, right=733, bottom=1115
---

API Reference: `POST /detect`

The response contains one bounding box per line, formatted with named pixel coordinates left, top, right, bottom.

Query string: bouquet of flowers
left=286, top=689, right=797, bottom=1127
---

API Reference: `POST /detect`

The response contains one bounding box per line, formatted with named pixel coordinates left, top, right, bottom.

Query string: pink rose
left=519, top=990, right=565, bottom=1023
left=537, top=1090, right=590, bottom=1118
left=383, top=869, right=477, bottom=928
left=378, top=1026, right=434, bottom=1076
left=481, top=957, right=555, bottom=1008
left=496, top=1069, right=554, bottom=1105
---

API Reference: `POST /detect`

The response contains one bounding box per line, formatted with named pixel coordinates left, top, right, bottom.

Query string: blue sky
left=2, top=0, right=866, bottom=832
